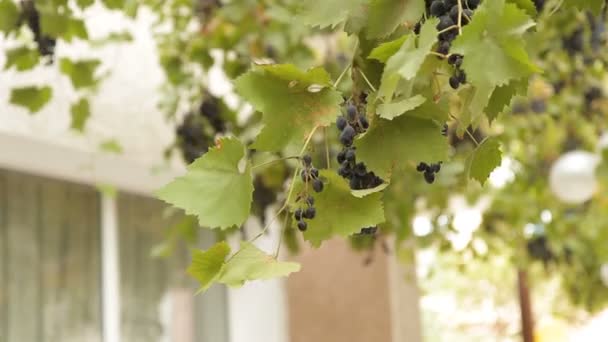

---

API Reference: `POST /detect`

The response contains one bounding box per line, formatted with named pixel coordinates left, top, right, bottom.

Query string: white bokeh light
left=549, top=151, right=600, bottom=204
left=413, top=215, right=433, bottom=236
left=489, top=157, right=516, bottom=188
left=540, top=209, right=553, bottom=224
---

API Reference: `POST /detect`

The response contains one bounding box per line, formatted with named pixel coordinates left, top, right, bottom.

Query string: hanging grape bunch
left=175, top=96, right=227, bottom=163
left=19, top=0, right=56, bottom=61
left=293, top=155, right=323, bottom=232
left=416, top=162, right=442, bottom=184
left=336, top=96, right=383, bottom=236
left=424, top=0, right=480, bottom=89
left=336, top=98, right=383, bottom=191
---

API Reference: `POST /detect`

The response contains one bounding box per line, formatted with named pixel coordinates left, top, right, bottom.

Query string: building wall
left=287, top=238, right=410, bottom=342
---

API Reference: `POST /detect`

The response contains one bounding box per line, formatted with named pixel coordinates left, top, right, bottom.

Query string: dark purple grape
left=297, top=220, right=308, bottom=231
left=449, top=5, right=459, bottom=22
left=417, top=162, right=429, bottom=172
left=306, top=196, right=315, bottom=206
left=345, top=148, right=356, bottom=162
left=312, top=179, right=324, bottom=192
left=437, top=15, right=454, bottom=31
left=424, top=171, right=436, bottom=184
left=336, top=116, right=347, bottom=131
left=430, top=1, right=446, bottom=16
left=340, top=124, right=356, bottom=146
left=302, top=155, right=312, bottom=166
left=359, top=115, right=369, bottom=129
left=346, top=104, right=357, bottom=121
left=449, top=76, right=460, bottom=89
left=437, top=41, right=451, bottom=55
left=294, top=208, right=302, bottom=221
left=304, top=207, right=316, bottom=219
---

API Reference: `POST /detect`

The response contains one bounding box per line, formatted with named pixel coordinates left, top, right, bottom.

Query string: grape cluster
left=416, top=162, right=442, bottom=184
left=532, top=0, right=545, bottom=12
left=336, top=100, right=384, bottom=236
left=423, top=0, right=480, bottom=89
left=527, top=235, right=555, bottom=266
left=175, top=97, right=226, bottom=163
left=293, top=155, right=324, bottom=232
left=336, top=103, right=383, bottom=190
left=20, top=0, right=56, bottom=61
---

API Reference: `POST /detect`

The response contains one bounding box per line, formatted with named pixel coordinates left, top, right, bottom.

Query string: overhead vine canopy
left=1, top=0, right=607, bottom=309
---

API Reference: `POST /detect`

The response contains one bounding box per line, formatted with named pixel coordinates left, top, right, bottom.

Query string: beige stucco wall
left=287, top=238, right=421, bottom=342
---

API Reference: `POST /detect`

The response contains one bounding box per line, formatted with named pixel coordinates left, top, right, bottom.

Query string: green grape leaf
left=235, top=64, right=342, bottom=152
left=156, top=137, right=254, bottom=229
left=0, top=0, right=19, bottom=33
left=389, top=18, right=438, bottom=80
left=99, top=139, right=123, bottom=154
left=102, top=0, right=123, bottom=9
left=378, top=18, right=438, bottom=100
left=366, top=0, right=425, bottom=38
left=40, top=12, right=88, bottom=41
left=485, top=79, right=528, bottom=122
left=356, top=116, right=448, bottom=179
left=451, top=0, right=538, bottom=88
left=4, top=47, right=40, bottom=71
left=218, top=242, right=301, bottom=287
left=9, top=86, right=52, bottom=113
left=59, top=58, right=101, bottom=89
left=295, top=172, right=386, bottom=247
left=466, top=138, right=502, bottom=185
left=70, top=98, right=90, bottom=132
left=368, top=35, right=408, bottom=63
left=76, top=0, right=95, bottom=9
left=297, top=0, right=366, bottom=29
left=453, top=85, right=497, bottom=132
left=563, top=0, right=604, bottom=14
left=188, top=241, right=231, bottom=292
left=377, top=95, right=426, bottom=120
left=506, top=0, right=537, bottom=15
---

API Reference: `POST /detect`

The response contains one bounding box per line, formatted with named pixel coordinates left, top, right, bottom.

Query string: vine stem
left=430, top=51, right=448, bottom=59
left=274, top=212, right=289, bottom=258
left=449, top=113, right=480, bottom=147
left=334, top=40, right=359, bottom=88
left=334, top=65, right=352, bottom=88
left=357, top=69, right=377, bottom=93
left=249, top=125, right=320, bottom=244
left=252, top=156, right=300, bottom=170
left=457, top=0, right=463, bottom=35
left=437, top=24, right=458, bottom=35
left=324, top=127, right=331, bottom=168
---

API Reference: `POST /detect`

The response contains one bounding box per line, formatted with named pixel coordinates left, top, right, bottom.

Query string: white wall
left=0, top=5, right=174, bottom=169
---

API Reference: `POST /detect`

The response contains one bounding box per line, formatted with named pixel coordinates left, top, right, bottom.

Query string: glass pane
left=117, top=193, right=198, bottom=342
left=0, top=169, right=102, bottom=342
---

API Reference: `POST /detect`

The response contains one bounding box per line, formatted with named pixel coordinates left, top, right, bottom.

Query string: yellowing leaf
left=188, top=241, right=231, bottom=292
left=218, top=242, right=301, bottom=286
left=188, top=241, right=300, bottom=293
